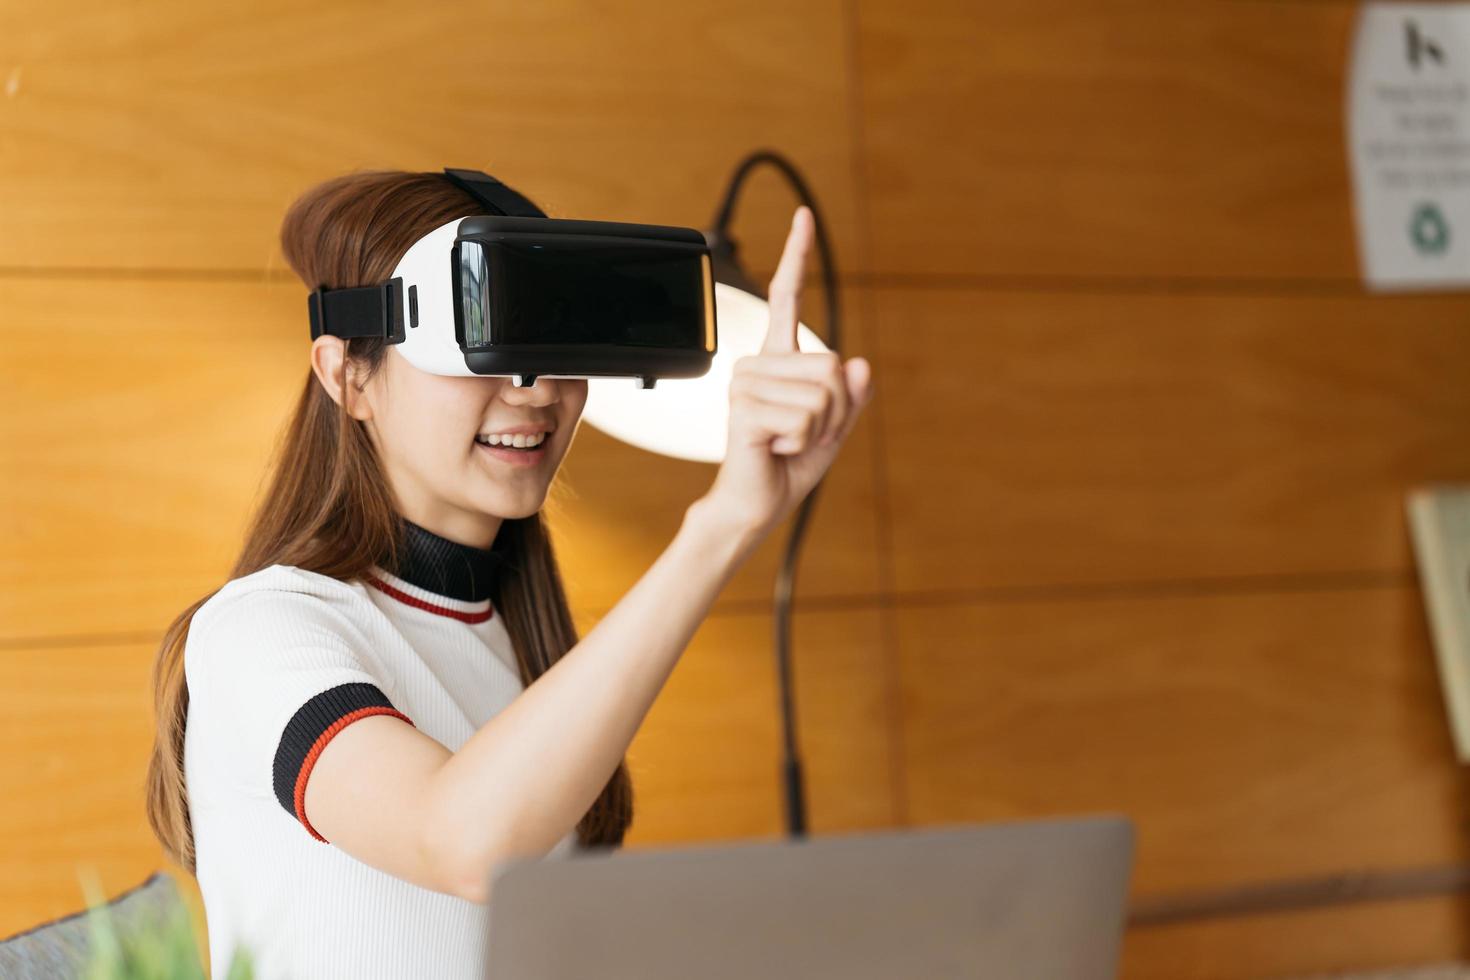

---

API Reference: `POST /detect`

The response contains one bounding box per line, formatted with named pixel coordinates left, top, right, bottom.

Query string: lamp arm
left=711, top=148, right=844, bottom=839
left=709, top=149, right=842, bottom=353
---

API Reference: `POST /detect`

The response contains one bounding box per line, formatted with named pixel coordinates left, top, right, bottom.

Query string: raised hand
left=698, top=205, right=874, bottom=539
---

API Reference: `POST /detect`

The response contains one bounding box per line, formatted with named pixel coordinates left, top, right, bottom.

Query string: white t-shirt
left=183, top=521, right=579, bottom=980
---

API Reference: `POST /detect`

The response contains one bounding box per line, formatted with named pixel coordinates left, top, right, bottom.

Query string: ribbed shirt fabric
left=182, top=517, right=578, bottom=980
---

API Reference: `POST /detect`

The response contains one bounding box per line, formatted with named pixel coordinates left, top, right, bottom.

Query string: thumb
left=846, top=355, right=873, bottom=407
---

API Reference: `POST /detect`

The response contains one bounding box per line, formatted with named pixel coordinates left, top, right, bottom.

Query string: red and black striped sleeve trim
left=271, top=681, right=414, bottom=842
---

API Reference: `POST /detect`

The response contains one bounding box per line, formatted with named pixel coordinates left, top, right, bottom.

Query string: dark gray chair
left=0, top=871, right=193, bottom=979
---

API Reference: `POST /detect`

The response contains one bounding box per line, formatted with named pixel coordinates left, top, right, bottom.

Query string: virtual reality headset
left=306, top=168, right=717, bottom=389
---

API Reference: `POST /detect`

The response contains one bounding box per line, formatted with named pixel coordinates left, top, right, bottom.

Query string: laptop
left=483, top=814, right=1134, bottom=979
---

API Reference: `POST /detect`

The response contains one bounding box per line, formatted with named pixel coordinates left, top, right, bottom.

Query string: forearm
left=422, top=497, right=762, bottom=900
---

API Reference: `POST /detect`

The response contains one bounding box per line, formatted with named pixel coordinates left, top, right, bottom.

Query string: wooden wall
left=4, top=1, right=1470, bottom=977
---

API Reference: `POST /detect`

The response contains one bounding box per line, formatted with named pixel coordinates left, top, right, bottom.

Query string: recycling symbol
left=1409, top=202, right=1450, bottom=255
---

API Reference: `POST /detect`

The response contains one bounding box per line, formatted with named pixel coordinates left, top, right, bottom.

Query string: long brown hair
left=145, top=169, right=633, bottom=873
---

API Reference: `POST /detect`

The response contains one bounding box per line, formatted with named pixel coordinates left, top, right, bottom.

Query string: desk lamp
left=581, top=149, right=842, bottom=839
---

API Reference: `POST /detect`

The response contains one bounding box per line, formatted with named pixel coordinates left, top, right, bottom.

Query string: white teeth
left=478, top=431, right=547, bottom=448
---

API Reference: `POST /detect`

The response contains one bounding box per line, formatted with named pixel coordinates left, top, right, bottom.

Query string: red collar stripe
left=363, top=573, right=494, bottom=624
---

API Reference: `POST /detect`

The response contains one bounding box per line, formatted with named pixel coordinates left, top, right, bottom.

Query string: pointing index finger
left=761, top=206, right=813, bottom=354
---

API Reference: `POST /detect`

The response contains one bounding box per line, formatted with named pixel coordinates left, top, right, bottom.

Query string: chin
left=478, top=492, right=547, bottom=521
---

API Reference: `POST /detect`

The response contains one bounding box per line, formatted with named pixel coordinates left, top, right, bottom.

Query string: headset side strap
left=307, top=277, right=406, bottom=344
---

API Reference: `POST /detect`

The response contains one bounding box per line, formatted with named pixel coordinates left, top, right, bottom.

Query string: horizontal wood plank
left=870, top=285, right=1470, bottom=594
left=896, top=585, right=1470, bottom=896
left=0, top=0, right=860, bottom=277
left=858, top=0, right=1363, bottom=282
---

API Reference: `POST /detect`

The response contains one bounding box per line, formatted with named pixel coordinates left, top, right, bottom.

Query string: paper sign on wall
left=1349, top=3, right=1470, bottom=289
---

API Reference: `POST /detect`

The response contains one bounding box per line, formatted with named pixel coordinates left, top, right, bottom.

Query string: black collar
left=382, top=517, right=506, bottom=603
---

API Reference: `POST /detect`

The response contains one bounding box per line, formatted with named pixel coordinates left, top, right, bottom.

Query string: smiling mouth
left=474, top=434, right=549, bottom=452
left=473, top=436, right=550, bottom=465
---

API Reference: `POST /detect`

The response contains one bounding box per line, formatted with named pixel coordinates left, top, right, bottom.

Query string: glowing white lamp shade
left=581, top=281, right=829, bottom=463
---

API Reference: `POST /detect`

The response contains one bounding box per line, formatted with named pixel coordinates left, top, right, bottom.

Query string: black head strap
left=441, top=167, right=547, bottom=219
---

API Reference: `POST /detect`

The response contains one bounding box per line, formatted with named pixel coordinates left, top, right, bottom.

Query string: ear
left=310, top=336, right=374, bottom=422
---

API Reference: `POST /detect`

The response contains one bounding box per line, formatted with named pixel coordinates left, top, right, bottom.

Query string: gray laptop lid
left=484, top=814, right=1134, bottom=980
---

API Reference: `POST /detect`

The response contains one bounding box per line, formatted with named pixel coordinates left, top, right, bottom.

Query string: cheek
left=381, top=407, right=472, bottom=475
left=413, top=433, right=484, bottom=492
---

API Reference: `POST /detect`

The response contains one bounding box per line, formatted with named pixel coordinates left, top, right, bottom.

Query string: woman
left=143, top=168, right=873, bottom=979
